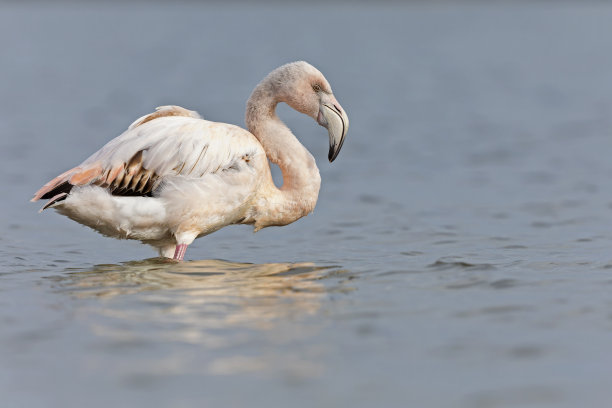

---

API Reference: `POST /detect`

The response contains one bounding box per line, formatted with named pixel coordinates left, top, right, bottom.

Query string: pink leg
left=173, top=243, right=188, bottom=261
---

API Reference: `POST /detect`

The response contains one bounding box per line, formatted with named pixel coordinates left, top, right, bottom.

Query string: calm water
left=3, top=2, right=612, bottom=407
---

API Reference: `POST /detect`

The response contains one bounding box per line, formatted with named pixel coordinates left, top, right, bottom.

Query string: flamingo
left=31, top=61, right=349, bottom=261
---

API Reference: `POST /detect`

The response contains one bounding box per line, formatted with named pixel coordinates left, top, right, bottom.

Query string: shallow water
left=3, top=2, right=612, bottom=407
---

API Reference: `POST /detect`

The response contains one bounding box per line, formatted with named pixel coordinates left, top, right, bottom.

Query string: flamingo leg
left=173, top=244, right=188, bottom=261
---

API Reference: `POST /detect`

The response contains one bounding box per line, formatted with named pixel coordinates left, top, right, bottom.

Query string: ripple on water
left=453, top=305, right=535, bottom=318
left=422, top=257, right=525, bottom=291
left=502, top=245, right=528, bottom=249
left=376, top=269, right=424, bottom=277
left=428, top=259, right=496, bottom=271
left=401, top=251, right=424, bottom=256
left=489, top=279, right=520, bottom=289
left=433, top=240, right=458, bottom=245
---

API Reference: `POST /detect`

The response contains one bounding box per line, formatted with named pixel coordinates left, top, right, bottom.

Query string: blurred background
left=3, top=1, right=612, bottom=407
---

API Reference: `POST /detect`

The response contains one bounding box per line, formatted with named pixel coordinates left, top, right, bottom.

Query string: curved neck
left=246, top=80, right=321, bottom=226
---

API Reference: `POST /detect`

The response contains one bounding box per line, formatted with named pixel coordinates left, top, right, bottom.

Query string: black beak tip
left=328, top=133, right=346, bottom=163
left=328, top=146, right=338, bottom=162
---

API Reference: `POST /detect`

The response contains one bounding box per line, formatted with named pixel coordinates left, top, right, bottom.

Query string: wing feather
left=32, top=106, right=262, bottom=204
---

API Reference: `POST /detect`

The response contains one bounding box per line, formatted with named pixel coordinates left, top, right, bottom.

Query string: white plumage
left=32, top=62, right=349, bottom=260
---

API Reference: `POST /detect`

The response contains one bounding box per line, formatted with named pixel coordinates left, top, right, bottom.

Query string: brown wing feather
left=31, top=105, right=198, bottom=204
left=96, top=150, right=161, bottom=196
left=32, top=150, right=162, bottom=204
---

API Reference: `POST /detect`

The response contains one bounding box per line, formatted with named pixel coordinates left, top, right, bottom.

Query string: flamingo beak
left=317, top=97, right=349, bottom=162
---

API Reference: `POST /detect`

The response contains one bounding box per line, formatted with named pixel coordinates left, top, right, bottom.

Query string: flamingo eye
left=312, top=83, right=321, bottom=93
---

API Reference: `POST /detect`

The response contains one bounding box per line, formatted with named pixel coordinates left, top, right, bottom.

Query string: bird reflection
left=50, top=258, right=352, bottom=368
left=57, top=258, right=341, bottom=299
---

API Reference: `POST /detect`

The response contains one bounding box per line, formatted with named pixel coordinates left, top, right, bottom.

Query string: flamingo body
left=32, top=62, right=349, bottom=260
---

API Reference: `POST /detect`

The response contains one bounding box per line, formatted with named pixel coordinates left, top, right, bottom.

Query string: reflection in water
left=48, top=259, right=352, bottom=378
left=57, top=258, right=341, bottom=297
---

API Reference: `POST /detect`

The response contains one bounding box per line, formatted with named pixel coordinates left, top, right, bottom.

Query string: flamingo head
left=274, top=61, right=349, bottom=162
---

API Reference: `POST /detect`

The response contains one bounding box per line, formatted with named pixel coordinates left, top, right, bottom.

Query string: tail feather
left=32, top=163, right=103, bottom=202
left=39, top=181, right=73, bottom=200
left=31, top=167, right=79, bottom=202
left=39, top=192, right=69, bottom=212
